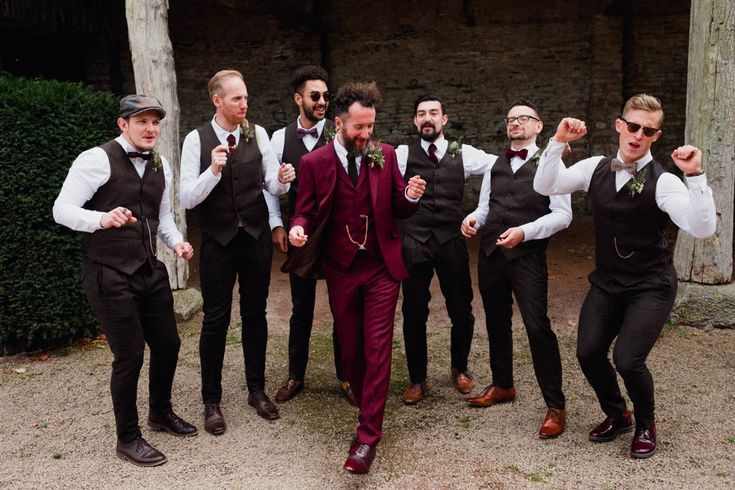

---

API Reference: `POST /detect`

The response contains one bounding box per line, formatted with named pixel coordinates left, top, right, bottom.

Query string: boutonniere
left=627, top=169, right=646, bottom=197
left=366, top=141, right=385, bottom=169
left=240, top=119, right=255, bottom=142
left=447, top=137, right=463, bottom=158
left=151, top=152, right=162, bottom=173
left=528, top=146, right=543, bottom=166
left=323, top=126, right=336, bottom=142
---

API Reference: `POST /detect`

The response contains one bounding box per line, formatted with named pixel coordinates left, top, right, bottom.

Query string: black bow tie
left=504, top=148, right=528, bottom=160
left=128, top=151, right=153, bottom=161
left=297, top=127, right=319, bottom=139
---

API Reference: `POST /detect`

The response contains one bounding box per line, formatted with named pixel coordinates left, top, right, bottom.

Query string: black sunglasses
left=620, top=117, right=660, bottom=137
left=306, top=91, right=330, bottom=103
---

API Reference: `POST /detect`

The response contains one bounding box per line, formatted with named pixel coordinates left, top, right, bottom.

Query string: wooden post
left=673, top=0, right=734, bottom=284
left=125, top=0, right=187, bottom=289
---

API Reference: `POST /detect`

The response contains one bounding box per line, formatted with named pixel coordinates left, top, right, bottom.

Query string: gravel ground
left=1, top=218, right=734, bottom=489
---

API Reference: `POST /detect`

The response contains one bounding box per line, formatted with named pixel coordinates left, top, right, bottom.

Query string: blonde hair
left=208, top=70, right=244, bottom=98
left=623, top=93, right=664, bottom=126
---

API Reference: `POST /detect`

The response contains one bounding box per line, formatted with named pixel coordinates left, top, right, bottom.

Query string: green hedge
left=0, top=74, right=119, bottom=354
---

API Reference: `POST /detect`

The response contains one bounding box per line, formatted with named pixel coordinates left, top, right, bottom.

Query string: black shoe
left=148, top=409, right=198, bottom=437
left=116, top=436, right=167, bottom=467
left=248, top=391, right=280, bottom=420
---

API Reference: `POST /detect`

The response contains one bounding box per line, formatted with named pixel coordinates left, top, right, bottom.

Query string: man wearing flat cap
left=54, top=94, right=197, bottom=467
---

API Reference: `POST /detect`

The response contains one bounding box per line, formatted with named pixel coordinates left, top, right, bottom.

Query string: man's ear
left=117, top=117, right=127, bottom=133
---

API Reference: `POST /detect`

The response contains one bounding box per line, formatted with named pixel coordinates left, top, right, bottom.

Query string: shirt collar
left=420, top=135, right=447, bottom=155
left=296, top=117, right=326, bottom=135
left=211, top=115, right=239, bottom=142
left=333, top=135, right=362, bottom=164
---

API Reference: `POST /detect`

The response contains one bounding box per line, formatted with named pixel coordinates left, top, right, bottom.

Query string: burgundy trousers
left=325, top=252, right=400, bottom=446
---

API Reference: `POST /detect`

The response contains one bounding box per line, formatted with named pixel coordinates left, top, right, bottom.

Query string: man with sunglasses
left=534, top=93, right=716, bottom=458
left=265, top=65, right=354, bottom=405
left=461, top=99, right=572, bottom=439
left=394, top=94, right=492, bottom=405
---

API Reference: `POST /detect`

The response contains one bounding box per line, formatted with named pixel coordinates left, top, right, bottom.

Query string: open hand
left=496, top=227, right=525, bottom=249
left=272, top=226, right=288, bottom=253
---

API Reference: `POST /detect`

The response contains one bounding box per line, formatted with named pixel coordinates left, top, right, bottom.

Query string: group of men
left=53, top=64, right=716, bottom=474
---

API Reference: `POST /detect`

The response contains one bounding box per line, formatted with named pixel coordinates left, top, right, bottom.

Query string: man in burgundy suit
left=284, top=81, right=426, bottom=474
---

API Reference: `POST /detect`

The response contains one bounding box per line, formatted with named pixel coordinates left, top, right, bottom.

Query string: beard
left=303, top=103, right=327, bottom=124
left=418, top=123, right=440, bottom=142
left=342, top=133, right=368, bottom=156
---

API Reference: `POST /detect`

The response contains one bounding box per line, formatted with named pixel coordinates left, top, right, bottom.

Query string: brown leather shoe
left=630, top=422, right=657, bottom=459
left=539, top=407, right=566, bottom=439
left=589, top=410, right=633, bottom=442
left=275, top=379, right=304, bottom=403
left=148, top=408, right=198, bottom=437
left=204, top=403, right=226, bottom=435
left=344, top=442, right=377, bottom=474
left=466, top=385, right=516, bottom=407
left=451, top=368, right=474, bottom=394
left=248, top=391, right=280, bottom=420
left=116, top=436, right=167, bottom=467
left=339, top=380, right=358, bottom=407
left=402, top=382, right=426, bottom=405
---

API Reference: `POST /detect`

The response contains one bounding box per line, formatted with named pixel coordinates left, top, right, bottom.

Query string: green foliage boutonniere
left=323, top=126, right=336, bottom=142
left=240, top=119, right=255, bottom=142
left=151, top=152, right=162, bottom=173
left=627, top=169, right=646, bottom=197
left=447, top=137, right=463, bottom=158
left=366, top=141, right=385, bottom=169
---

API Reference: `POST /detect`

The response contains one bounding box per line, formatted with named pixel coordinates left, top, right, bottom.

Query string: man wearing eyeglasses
left=461, top=99, right=572, bottom=439
left=180, top=70, right=293, bottom=432
left=265, top=65, right=354, bottom=406
left=394, top=94, right=493, bottom=405
left=534, top=93, right=716, bottom=458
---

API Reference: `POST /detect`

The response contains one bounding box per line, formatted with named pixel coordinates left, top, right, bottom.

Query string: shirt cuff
left=269, top=217, right=284, bottom=230
left=404, top=187, right=420, bottom=203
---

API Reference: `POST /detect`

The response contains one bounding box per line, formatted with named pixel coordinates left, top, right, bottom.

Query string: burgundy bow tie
left=297, top=127, right=318, bottom=139
left=504, top=148, right=528, bottom=160
left=128, top=151, right=153, bottom=161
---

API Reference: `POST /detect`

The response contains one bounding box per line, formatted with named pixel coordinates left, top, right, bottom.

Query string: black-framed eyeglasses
left=620, top=117, right=660, bottom=137
left=505, top=115, right=539, bottom=125
left=306, top=91, right=330, bottom=103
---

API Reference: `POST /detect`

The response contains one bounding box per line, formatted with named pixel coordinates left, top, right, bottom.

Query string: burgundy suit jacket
left=281, top=141, right=417, bottom=281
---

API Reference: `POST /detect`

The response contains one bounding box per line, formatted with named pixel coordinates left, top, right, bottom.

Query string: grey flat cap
left=119, top=94, right=167, bottom=119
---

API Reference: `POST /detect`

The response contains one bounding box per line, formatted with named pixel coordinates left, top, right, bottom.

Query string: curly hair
left=291, top=65, right=329, bottom=93
left=333, top=81, right=382, bottom=118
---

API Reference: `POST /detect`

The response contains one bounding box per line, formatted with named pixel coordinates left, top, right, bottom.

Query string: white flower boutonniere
left=627, top=169, right=646, bottom=197
left=323, top=126, right=336, bottom=142
left=240, top=119, right=255, bottom=142
left=151, top=152, right=162, bottom=173
left=447, top=137, right=463, bottom=158
left=366, top=141, right=384, bottom=169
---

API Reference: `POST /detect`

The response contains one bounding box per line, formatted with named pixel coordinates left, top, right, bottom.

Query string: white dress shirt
left=179, top=116, right=287, bottom=210
left=52, top=136, right=183, bottom=248
left=466, top=142, right=573, bottom=241
left=394, top=135, right=492, bottom=178
left=534, top=139, right=716, bottom=238
left=265, top=118, right=327, bottom=229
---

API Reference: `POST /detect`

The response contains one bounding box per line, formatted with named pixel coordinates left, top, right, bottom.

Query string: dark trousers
left=325, top=253, right=399, bottom=446
left=478, top=249, right=565, bottom=409
left=83, top=261, right=180, bottom=443
left=199, top=229, right=272, bottom=402
left=401, top=236, right=474, bottom=383
left=287, top=272, right=344, bottom=381
left=577, top=266, right=677, bottom=427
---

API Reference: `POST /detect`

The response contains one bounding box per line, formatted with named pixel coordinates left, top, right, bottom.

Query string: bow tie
left=128, top=151, right=153, bottom=161
left=610, top=158, right=637, bottom=174
left=504, top=148, right=528, bottom=160
left=297, top=127, right=319, bottom=139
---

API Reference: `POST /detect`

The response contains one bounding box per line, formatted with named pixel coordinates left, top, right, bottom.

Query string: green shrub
left=0, top=74, right=118, bottom=354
